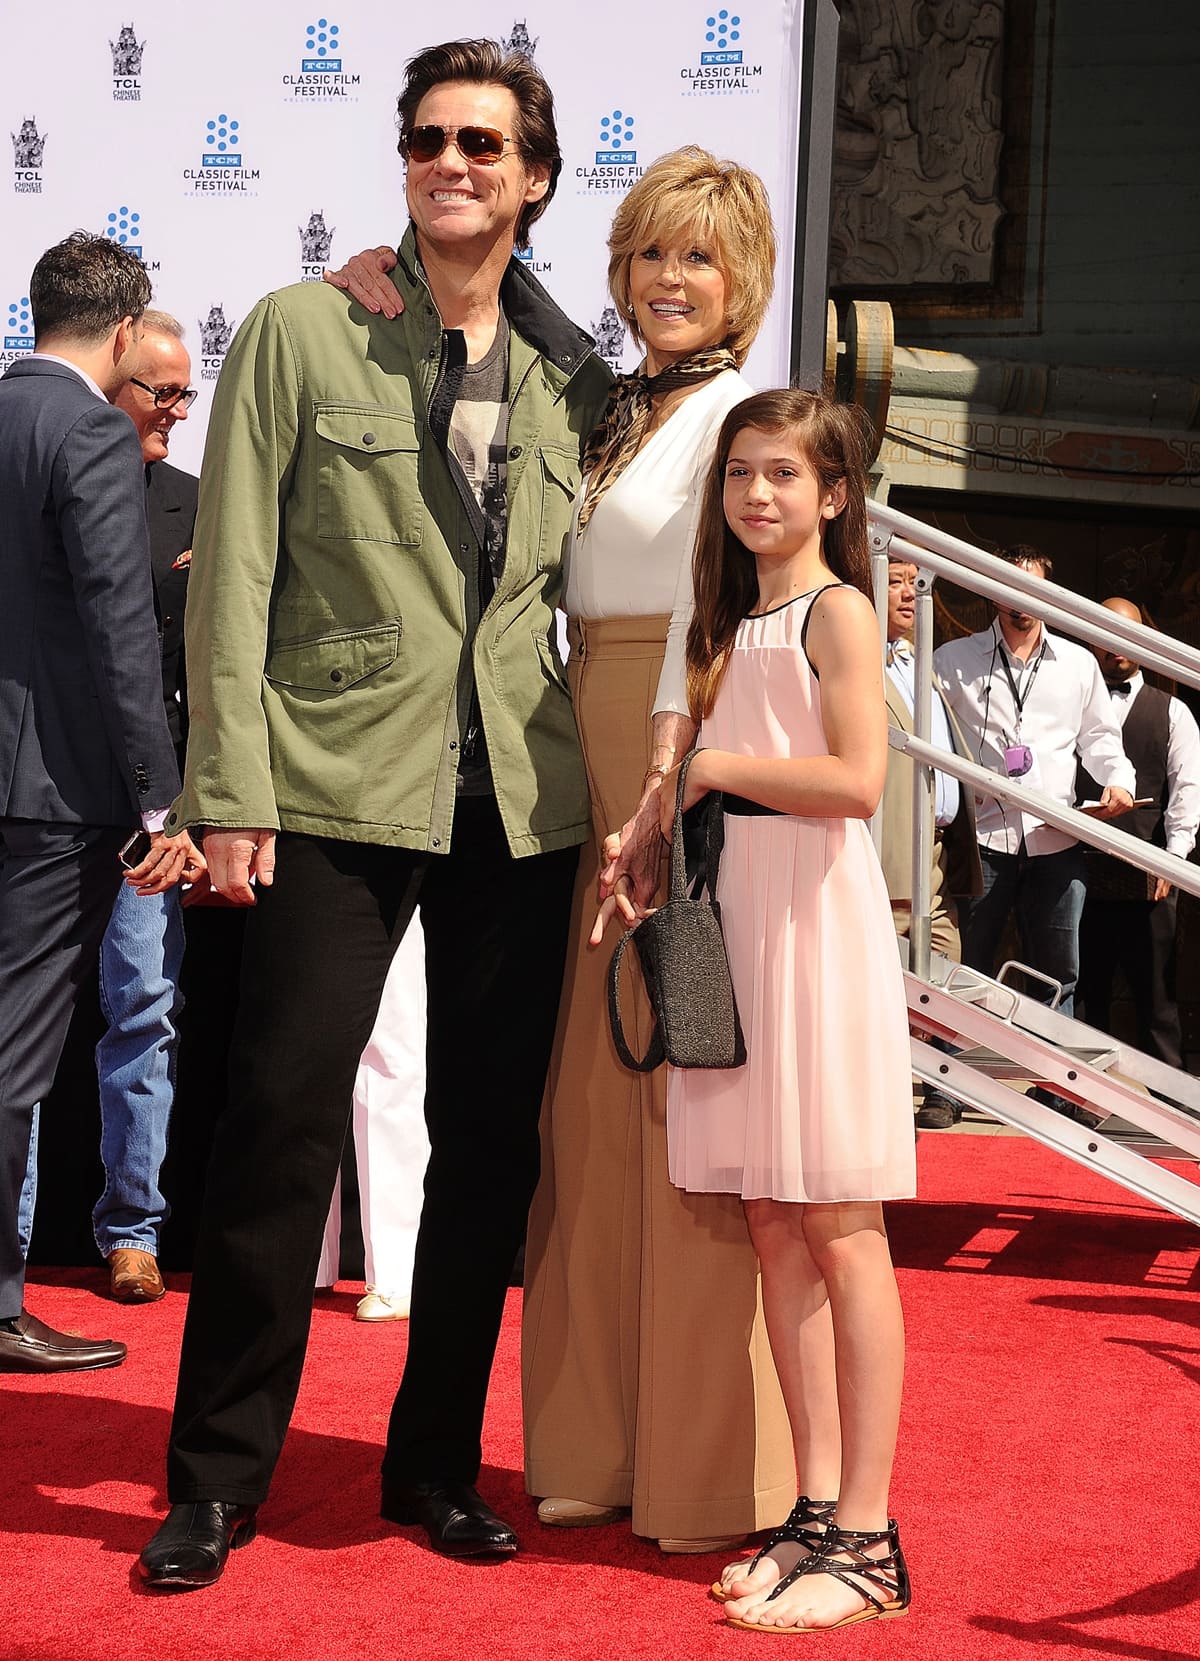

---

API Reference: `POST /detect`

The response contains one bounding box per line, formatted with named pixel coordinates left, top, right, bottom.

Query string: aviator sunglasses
left=400, top=123, right=517, bottom=165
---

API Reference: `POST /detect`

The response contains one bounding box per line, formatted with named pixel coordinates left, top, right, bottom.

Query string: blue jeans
left=960, top=843, right=1087, bottom=1016
left=17, top=882, right=184, bottom=1259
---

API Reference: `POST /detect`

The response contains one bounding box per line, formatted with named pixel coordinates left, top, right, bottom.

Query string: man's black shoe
left=137, top=1501, right=258, bottom=1590
left=0, top=1309, right=126, bottom=1373
left=381, top=1480, right=518, bottom=1558
left=915, top=1089, right=961, bottom=1130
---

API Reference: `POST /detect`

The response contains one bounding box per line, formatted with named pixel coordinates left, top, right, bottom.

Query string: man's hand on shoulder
left=323, top=246, right=403, bottom=318
left=201, top=828, right=277, bottom=905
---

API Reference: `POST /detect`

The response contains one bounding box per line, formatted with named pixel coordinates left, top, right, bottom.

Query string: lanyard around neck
left=997, top=631, right=1047, bottom=721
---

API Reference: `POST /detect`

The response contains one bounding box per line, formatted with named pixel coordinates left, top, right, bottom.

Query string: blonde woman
left=327, top=147, right=792, bottom=1554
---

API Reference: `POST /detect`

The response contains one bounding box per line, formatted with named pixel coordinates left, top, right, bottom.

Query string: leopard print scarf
left=576, top=344, right=738, bottom=533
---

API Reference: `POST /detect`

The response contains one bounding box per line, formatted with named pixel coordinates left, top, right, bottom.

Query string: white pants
left=316, top=922, right=429, bottom=1296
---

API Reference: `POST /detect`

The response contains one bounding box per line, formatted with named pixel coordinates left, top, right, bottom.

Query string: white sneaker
left=355, top=1288, right=409, bottom=1322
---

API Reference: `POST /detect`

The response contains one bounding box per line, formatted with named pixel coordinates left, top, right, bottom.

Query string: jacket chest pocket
left=314, top=405, right=423, bottom=546
left=537, top=445, right=582, bottom=569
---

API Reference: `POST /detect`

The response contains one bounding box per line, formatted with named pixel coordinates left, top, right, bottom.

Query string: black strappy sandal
left=725, top=1519, right=910, bottom=1632
left=710, top=1496, right=836, bottom=1604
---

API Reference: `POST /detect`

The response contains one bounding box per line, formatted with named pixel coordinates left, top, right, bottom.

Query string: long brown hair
left=685, top=390, right=873, bottom=722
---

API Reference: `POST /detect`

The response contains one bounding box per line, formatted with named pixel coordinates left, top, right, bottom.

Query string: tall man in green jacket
left=138, top=39, right=611, bottom=1589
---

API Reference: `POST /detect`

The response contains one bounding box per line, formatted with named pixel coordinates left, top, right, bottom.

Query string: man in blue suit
left=0, top=232, right=201, bottom=1373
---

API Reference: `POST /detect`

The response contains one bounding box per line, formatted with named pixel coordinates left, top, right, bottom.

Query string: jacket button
left=431, top=837, right=441, bottom=848
left=362, top=432, right=376, bottom=446
left=330, top=669, right=344, bottom=683
left=508, top=444, right=522, bottom=460
left=449, top=741, right=457, bottom=752
left=460, top=543, right=470, bottom=555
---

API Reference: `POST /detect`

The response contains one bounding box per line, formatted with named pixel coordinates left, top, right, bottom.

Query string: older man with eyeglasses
left=16, top=311, right=203, bottom=1303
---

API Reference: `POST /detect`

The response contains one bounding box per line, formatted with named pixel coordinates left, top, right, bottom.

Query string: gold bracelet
left=643, top=763, right=670, bottom=785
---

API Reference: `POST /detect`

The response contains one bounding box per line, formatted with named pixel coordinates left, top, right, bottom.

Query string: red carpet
left=4, top=1136, right=1199, bottom=1661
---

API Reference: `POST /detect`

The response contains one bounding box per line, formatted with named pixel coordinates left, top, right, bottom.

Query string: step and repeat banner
left=2, top=2, right=805, bottom=475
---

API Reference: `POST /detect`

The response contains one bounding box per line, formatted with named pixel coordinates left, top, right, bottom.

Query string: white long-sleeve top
left=561, top=368, right=753, bottom=716
left=933, top=621, right=1136, bottom=856
left=1108, top=671, right=1200, bottom=860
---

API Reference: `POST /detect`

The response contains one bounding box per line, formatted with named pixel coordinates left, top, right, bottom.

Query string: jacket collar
left=2, top=355, right=106, bottom=397
left=392, top=225, right=597, bottom=382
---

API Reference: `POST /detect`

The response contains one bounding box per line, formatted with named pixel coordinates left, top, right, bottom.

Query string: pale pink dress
left=667, top=587, right=917, bottom=1203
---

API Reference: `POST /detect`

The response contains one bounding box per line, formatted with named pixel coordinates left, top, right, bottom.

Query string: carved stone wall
left=831, top=0, right=1006, bottom=289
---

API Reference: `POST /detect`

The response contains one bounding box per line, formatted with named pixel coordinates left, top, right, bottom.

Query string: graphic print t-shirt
left=446, top=315, right=509, bottom=793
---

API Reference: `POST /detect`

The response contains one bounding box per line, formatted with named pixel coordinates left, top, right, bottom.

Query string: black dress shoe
left=381, top=1480, right=518, bottom=1558
left=0, top=1309, right=126, bottom=1373
left=915, top=1089, right=962, bottom=1130
left=138, top=1501, right=258, bottom=1590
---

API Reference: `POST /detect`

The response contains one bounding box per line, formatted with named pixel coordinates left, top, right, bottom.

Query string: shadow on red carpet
left=4, top=1134, right=1199, bottom=1661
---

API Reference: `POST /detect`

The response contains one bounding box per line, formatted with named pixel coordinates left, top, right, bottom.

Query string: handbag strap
left=669, top=749, right=726, bottom=901
left=607, top=926, right=665, bottom=1072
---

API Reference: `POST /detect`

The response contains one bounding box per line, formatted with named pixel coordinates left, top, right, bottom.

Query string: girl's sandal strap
left=765, top=1520, right=911, bottom=1622
left=710, top=1497, right=836, bottom=1604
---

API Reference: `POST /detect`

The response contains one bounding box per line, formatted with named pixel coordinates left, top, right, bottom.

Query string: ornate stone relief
left=831, top=0, right=1006, bottom=288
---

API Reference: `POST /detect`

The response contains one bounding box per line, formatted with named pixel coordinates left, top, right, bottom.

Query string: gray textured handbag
left=607, top=750, right=747, bottom=1073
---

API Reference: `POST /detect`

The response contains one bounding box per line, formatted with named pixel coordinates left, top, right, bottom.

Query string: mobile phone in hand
left=118, top=829, right=153, bottom=869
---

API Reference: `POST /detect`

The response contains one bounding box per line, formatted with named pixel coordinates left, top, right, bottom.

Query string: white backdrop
left=3, top=2, right=805, bottom=475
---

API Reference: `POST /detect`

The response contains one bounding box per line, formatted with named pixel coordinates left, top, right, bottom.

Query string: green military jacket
left=167, top=228, right=611, bottom=856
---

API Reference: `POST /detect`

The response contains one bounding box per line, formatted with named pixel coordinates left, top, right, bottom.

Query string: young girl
left=663, top=389, right=916, bottom=1632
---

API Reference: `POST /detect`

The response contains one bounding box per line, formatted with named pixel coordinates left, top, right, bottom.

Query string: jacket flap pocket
left=313, top=406, right=420, bottom=456
left=266, top=622, right=401, bottom=692
left=540, top=444, right=581, bottom=495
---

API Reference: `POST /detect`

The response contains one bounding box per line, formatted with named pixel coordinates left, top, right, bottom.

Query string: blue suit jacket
left=0, top=357, right=180, bottom=825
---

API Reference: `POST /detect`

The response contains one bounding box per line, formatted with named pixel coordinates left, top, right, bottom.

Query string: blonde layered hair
left=605, top=146, right=775, bottom=367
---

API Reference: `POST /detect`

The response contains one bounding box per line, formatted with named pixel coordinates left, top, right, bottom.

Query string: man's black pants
left=166, top=799, right=578, bottom=1504
left=0, top=819, right=126, bottom=1318
left=1079, top=892, right=1183, bottom=1070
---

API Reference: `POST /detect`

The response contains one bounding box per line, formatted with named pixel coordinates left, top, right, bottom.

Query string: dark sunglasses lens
left=457, top=126, right=505, bottom=161
left=406, top=126, right=444, bottom=161
left=405, top=125, right=505, bottom=163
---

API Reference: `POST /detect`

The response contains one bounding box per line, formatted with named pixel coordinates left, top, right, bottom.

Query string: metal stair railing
left=868, top=500, right=1200, bottom=1226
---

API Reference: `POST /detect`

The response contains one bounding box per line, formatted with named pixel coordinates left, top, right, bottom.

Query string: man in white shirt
left=1077, top=596, right=1200, bottom=1069
left=881, top=558, right=982, bottom=955
left=933, top=547, right=1135, bottom=1025
left=881, top=558, right=983, bottom=1127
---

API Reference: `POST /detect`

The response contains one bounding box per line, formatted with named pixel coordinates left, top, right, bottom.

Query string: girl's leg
left=720, top=1198, right=841, bottom=1605
left=733, top=1200, right=906, bottom=1631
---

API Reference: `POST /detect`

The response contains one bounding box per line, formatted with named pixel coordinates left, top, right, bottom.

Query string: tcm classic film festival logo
left=199, top=304, right=235, bottom=383
left=681, top=10, right=763, bottom=95
left=110, top=22, right=145, bottom=100
left=12, top=117, right=46, bottom=193
left=2, top=296, right=33, bottom=367
left=183, top=114, right=260, bottom=196
left=284, top=18, right=360, bottom=100
left=576, top=108, right=643, bottom=195
left=104, top=206, right=161, bottom=272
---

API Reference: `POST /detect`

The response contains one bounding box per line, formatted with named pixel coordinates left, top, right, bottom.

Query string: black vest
left=1078, top=683, right=1170, bottom=900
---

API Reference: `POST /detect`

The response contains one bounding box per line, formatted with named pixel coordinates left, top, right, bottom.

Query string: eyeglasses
left=400, top=124, right=516, bottom=165
left=129, top=377, right=198, bottom=411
